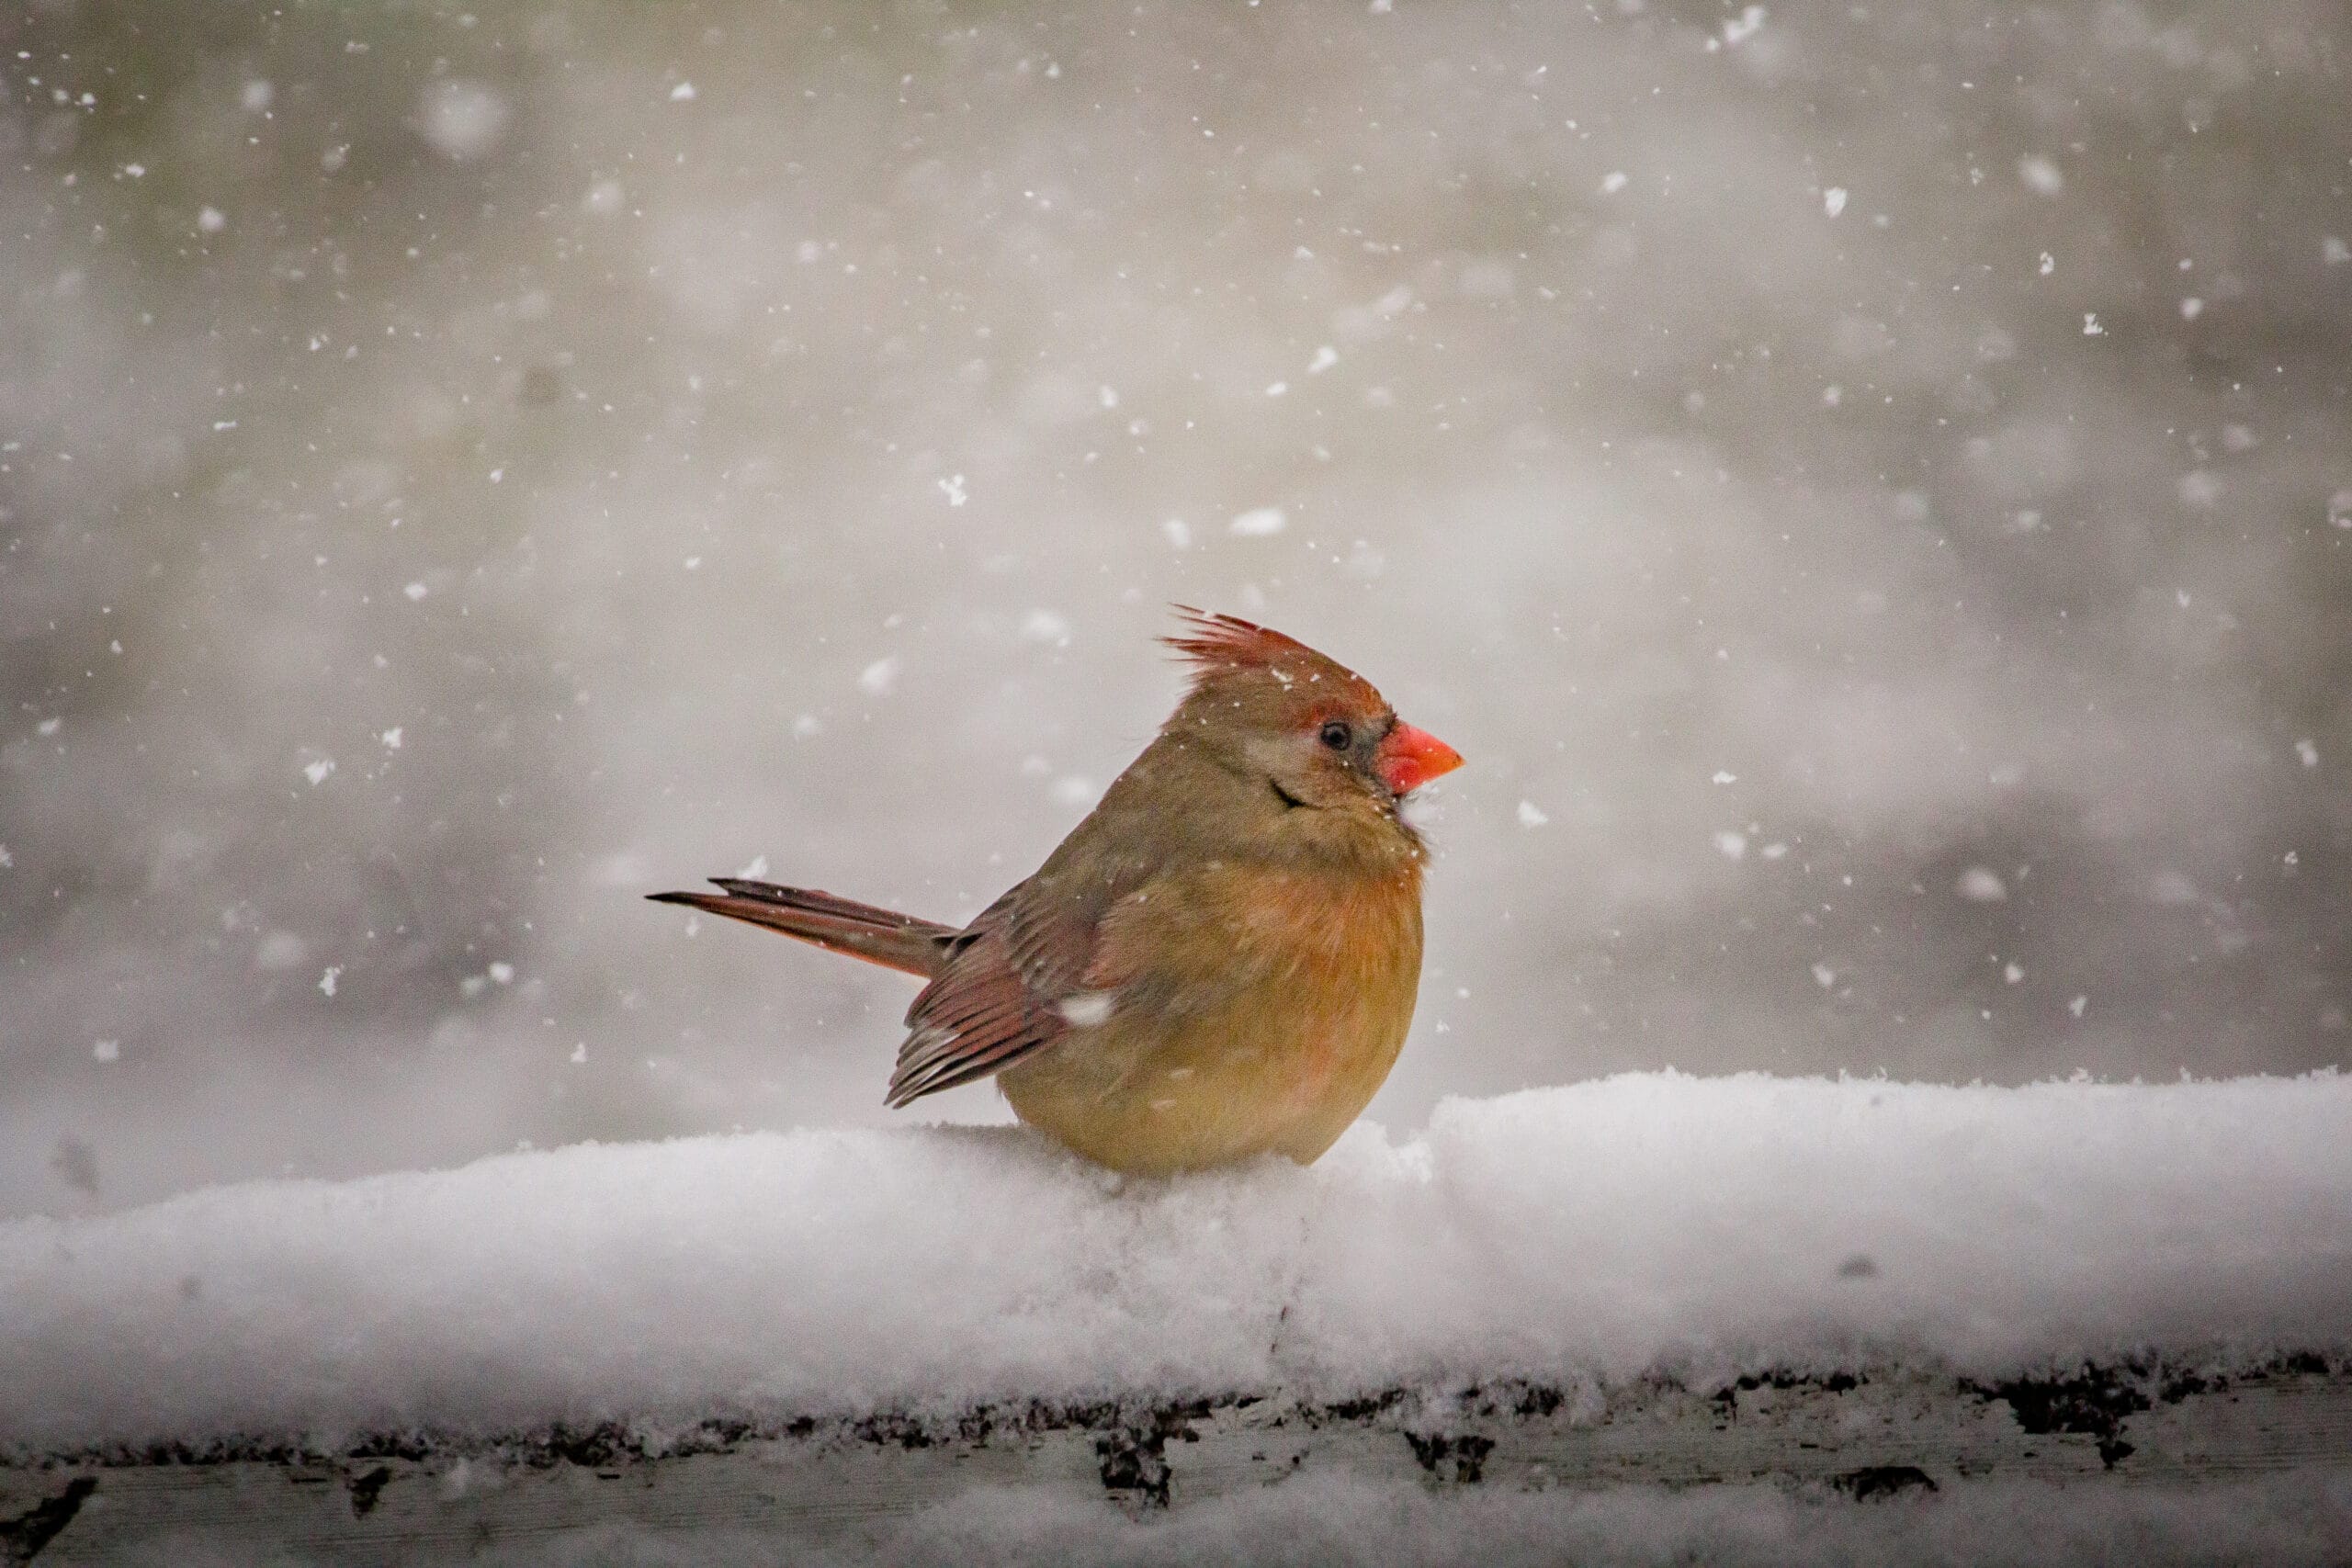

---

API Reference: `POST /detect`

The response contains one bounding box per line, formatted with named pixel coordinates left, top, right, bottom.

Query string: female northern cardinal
left=651, top=609, right=1463, bottom=1175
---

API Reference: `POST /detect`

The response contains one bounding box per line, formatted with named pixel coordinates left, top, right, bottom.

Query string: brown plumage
left=650, top=608, right=1463, bottom=1175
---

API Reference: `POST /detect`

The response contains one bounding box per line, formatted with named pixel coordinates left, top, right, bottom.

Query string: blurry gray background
left=5, top=1, right=2347, bottom=1217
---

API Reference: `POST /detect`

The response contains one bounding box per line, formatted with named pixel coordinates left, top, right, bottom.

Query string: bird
left=650, top=608, right=1463, bottom=1176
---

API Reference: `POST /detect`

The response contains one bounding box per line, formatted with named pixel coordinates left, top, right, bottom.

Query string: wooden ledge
left=6, top=1358, right=2348, bottom=1562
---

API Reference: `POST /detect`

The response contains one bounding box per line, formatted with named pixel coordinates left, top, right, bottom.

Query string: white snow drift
left=3, top=1072, right=2348, bottom=1455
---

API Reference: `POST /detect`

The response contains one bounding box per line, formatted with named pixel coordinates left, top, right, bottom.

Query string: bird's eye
left=1318, top=719, right=1352, bottom=750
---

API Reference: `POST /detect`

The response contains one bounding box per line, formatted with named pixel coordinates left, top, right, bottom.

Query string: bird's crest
left=1163, top=607, right=1317, bottom=672
left=1161, top=607, right=1376, bottom=703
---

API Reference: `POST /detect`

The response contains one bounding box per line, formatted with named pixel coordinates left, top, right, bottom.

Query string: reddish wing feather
left=884, top=887, right=1101, bottom=1107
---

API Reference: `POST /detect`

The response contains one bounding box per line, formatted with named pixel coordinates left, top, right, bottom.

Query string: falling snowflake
left=1955, top=866, right=2008, bottom=903
left=2018, top=155, right=2064, bottom=196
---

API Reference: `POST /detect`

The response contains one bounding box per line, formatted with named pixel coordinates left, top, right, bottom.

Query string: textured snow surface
left=5, top=1072, right=2350, bottom=1456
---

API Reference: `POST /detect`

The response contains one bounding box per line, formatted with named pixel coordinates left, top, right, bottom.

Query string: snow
left=2017, top=155, right=2065, bottom=197
left=3, top=1073, right=2348, bottom=1459
left=415, top=79, right=510, bottom=162
left=1954, top=866, right=2007, bottom=902
left=1056, top=991, right=1115, bottom=1027
left=1019, top=609, right=1072, bottom=645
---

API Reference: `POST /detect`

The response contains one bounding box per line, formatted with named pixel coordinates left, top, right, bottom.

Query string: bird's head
left=1161, top=607, right=1463, bottom=825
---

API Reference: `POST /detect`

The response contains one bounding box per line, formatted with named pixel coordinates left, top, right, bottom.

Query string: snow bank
left=4, top=1073, right=2349, bottom=1456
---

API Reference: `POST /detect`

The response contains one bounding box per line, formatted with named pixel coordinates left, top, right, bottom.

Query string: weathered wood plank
left=6, top=1364, right=2348, bottom=1562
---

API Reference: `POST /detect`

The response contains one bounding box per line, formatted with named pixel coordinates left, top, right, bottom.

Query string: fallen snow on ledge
left=5, top=1072, right=2350, bottom=1457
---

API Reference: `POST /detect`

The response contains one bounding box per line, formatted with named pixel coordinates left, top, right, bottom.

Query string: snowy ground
left=5, top=1072, right=2349, bottom=1460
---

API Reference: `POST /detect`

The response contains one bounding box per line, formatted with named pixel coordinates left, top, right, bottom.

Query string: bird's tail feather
left=648, top=879, right=954, bottom=978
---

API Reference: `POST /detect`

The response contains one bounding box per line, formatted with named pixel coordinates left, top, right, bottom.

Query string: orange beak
left=1375, top=721, right=1464, bottom=796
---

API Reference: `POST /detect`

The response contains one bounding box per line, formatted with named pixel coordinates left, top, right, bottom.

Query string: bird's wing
left=884, top=727, right=1227, bottom=1108
left=883, top=872, right=1127, bottom=1107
